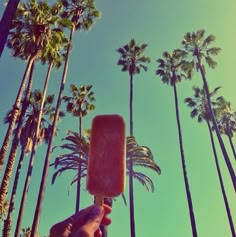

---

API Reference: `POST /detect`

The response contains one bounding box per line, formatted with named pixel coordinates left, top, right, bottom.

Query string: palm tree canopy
left=51, top=133, right=161, bottom=193
left=59, top=0, right=101, bottom=31
left=51, top=130, right=90, bottom=186
left=6, top=89, right=65, bottom=152
left=21, top=90, right=58, bottom=146
left=156, top=50, right=188, bottom=86
left=179, top=30, right=221, bottom=77
left=184, top=86, right=222, bottom=123
left=215, top=97, right=236, bottom=138
left=7, top=0, right=60, bottom=59
left=63, top=84, right=96, bottom=117
left=126, top=136, right=161, bottom=192
left=117, top=39, right=151, bottom=76
left=40, top=28, right=69, bottom=68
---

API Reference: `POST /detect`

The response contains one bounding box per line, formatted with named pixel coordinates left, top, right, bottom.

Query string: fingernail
left=89, top=205, right=104, bottom=219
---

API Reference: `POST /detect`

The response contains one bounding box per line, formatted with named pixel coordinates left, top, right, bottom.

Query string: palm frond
left=132, top=172, right=155, bottom=192
left=202, top=34, right=216, bottom=48
left=190, top=108, right=199, bottom=118
left=205, top=56, right=217, bottom=69
left=206, top=47, right=221, bottom=56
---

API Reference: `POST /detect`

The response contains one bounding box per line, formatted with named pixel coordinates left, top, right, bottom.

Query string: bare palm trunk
left=30, top=26, right=75, bottom=237
left=173, top=83, right=198, bottom=237
left=228, top=136, right=236, bottom=161
left=0, top=62, right=35, bottom=210
left=0, top=56, right=36, bottom=173
left=0, top=0, right=20, bottom=56
left=197, top=56, right=236, bottom=192
left=129, top=72, right=136, bottom=237
left=75, top=115, right=82, bottom=213
left=2, top=148, right=26, bottom=237
left=207, top=121, right=235, bottom=236
left=14, top=62, right=53, bottom=237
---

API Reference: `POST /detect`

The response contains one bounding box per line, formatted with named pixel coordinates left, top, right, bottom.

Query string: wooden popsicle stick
left=95, top=194, right=104, bottom=205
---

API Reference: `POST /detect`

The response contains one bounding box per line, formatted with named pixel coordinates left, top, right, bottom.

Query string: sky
left=0, top=0, right=236, bottom=237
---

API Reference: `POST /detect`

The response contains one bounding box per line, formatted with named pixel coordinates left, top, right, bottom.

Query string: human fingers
left=49, top=204, right=112, bottom=237
left=71, top=204, right=112, bottom=231
left=101, top=204, right=112, bottom=226
left=50, top=205, right=96, bottom=237
left=74, top=205, right=104, bottom=237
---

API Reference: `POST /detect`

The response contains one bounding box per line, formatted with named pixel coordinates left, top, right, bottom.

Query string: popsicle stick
left=95, top=194, right=104, bottom=205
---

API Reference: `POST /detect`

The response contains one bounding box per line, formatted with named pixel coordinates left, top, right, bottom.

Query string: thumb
left=86, top=205, right=105, bottom=231
left=75, top=205, right=105, bottom=237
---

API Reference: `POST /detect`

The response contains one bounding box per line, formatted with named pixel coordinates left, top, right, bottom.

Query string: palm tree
left=215, top=97, right=236, bottom=160
left=1, top=90, right=53, bottom=237
left=63, top=84, right=95, bottom=212
left=14, top=27, right=68, bottom=237
left=30, top=1, right=101, bottom=235
left=51, top=134, right=160, bottom=195
left=0, top=0, right=20, bottom=56
left=126, top=136, right=161, bottom=190
left=184, top=86, right=235, bottom=237
left=1, top=91, right=57, bottom=237
left=0, top=63, right=35, bottom=212
left=179, top=29, right=236, bottom=191
left=51, top=130, right=89, bottom=188
left=116, top=38, right=151, bottom=237
left=0, top=0, right=59, bottom=173
left=156, top=50, right=198, bottom=237
left=13, top=91, right=63, bottom=237
left=2, top=131, right=34, bottom=237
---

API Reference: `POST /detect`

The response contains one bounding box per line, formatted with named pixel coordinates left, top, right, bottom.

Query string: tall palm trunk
left=0, top=62, right=35, bottom=210
left=207, top=121, right=235, bottom=236
left=30, top=26, right=75, bottom=237
left=196, top=55, right=236, bottom=191
left=14, top=62, right=53, bottom=237
left=75, top=115, right=82, bottom=213
left=2, top=147, right=26, bottom=237
left=0, top=56, right=36, bottom=173
left=129, top=72, right=136, bottom=237
left=228, top=136, right=236, bottom=161
left=173, top=83, right=198, bottom=237
left=0, top=0, right=20, bottom=56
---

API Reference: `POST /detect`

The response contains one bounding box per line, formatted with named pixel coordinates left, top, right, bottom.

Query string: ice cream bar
left=87, top=114, right=126, bottom=204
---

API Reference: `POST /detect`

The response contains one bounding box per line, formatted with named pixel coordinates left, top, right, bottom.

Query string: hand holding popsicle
left=50, top=115, right=125, bottom=237
left=50, top=204, right=112, bottom=237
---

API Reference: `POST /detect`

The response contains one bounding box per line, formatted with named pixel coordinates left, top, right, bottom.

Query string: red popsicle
left=87, top=114, right=126, bottom=204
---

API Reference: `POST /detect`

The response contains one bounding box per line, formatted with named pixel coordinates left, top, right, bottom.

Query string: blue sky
left=0, top=0, right=236, bottom=236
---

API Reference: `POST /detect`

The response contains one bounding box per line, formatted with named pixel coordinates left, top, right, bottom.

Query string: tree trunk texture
left=14, top=62, right=53, bottom=237
left=197, top=56, right=236, bottom=191
left=75, top=115, right=82, bottom=213
left=0, top=62, right=35, bottom=211
left=30, top=26, right=75, bottom=237
left=228, top=136, right=236, bottom=161
left=0, top=0, right=20, bottom=56
left=0, top=56, right=35, bottom=173
left=3, top=148, right=26, bottom=237
left=129, top=72, right=136, bottom=237
left=207, top=122, right=235, bottom=237
left=173, top=83, right=198, bottom=237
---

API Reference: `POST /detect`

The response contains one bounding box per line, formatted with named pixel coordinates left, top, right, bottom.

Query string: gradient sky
left=0, top=0, right=236, bottom=236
